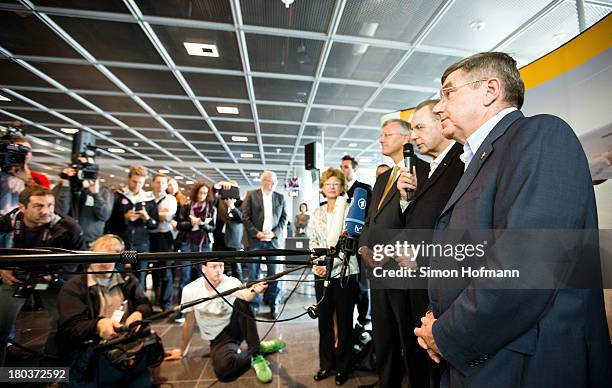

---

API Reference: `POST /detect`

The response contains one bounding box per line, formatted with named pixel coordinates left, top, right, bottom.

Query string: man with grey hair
left=414, top=52, right=611, bottom=387
left=242, top=171, right=287, bottom=318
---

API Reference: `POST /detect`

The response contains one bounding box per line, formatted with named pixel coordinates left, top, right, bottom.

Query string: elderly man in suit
left=394, top=98, right=464, bottom=388
left=414, top=52, right=612, bottom=387
left=242, top=171, right=287, bottom=318
left=358, top=119, right=429, bottom=388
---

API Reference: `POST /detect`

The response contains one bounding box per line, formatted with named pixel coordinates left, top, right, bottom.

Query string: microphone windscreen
left=344, top=188, right=367, bottom=238
left=403, top=143, right=414, bottom=158
left=326, top=194, right=347, bottom=247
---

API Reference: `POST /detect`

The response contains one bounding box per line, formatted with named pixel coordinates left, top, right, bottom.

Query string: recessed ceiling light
left=109, top=174, right=115, bottom=178
left=249, top=172, right=259, bottom=177
left=133, top=142, right=139, bottom=146
left=108, top=148, right=125, bottom=154
left=217, top=106, right=239, bottom=114
left=100, top=178, right=106, bottom=183
left=469, top=20, right=486, bottom=31
left=186, top=180, right=195, bottom=184
left=184, top=42, right=219, bottom=57
left=241, top=153, right=254, bottom=158
left=101, top=130, right=112, bottom=135
left=0, top=95, right=11, bottom=102
left=55, top=146, right=65, bottom=151
left=253, top=178, right=261, bottom=182
left=349, top=143, right=357, bottom=147
left=231, top=136, right=248, bottom=142
left=174, top=176, right=183, bottom=180
left=360, top=158, right=372, bottom=163
left=60, top=128, right=79, bottom=134
left=158, top=169, right=170, bottom=173
left=145, top=183, right=150, bottom=187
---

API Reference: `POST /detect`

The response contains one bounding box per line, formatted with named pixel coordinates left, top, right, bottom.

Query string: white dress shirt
left=428, top=141, right=456, bottom=178
left=262, top=190, right=274, bottom=232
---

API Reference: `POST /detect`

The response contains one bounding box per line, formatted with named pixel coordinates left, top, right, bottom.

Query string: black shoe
left=270, top=306, right=279, bottom=320
left=313, top=369, right=332, bottom=381
left=335, top=372, right=349, bottom=386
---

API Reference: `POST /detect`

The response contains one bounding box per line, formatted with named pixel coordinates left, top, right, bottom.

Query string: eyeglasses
left=439, top=79, right=488, bottom=102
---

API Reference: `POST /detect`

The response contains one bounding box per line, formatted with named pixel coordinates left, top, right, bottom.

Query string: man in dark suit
left=358, top=119, right=429, bottom=388
left=242, top=171, right=287, bottom=318
left=396, top=99, right=464, bottom=387
left=414, top=52, right=612, bottom=387
left=340, top=154, right=373, bottom=327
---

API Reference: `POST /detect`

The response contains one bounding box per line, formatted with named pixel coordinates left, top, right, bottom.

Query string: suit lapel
left=440, top=110, right=524, bottom=216
left=413, top=143, right=462, bottom=201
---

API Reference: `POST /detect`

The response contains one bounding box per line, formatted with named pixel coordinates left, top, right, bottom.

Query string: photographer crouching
left=0, top=185, right=86, bottom=366
left=54, top=148, right=114, bottom=248
left=57, top=234, right=158, bottom=387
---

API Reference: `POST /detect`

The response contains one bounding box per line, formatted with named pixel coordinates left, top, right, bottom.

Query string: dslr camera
left=59, top=146, right=100, bottom=191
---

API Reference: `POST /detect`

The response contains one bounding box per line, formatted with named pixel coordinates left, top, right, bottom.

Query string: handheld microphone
left=403, top=143, right=416, bottom=200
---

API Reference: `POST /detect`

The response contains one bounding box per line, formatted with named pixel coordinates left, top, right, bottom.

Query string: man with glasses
left=241, top=171, right=287, bottom=318
left=414, top=52, right=611, bottom=387
left=358, top=119, right=428, bottom=388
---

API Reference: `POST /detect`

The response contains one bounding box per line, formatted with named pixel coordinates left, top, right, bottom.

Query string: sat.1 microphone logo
left=357, top=198, right=367, bottom=210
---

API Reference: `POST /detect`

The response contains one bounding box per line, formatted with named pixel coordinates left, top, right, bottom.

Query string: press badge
left=85, top=195, right=95, bottom=207
left=34, top=283, right=49, bottom=290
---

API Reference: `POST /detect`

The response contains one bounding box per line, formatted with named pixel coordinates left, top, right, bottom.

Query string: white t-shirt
left=181, top=275, right=243, bottom=340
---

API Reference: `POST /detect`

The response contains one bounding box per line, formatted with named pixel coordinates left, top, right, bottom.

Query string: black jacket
left=175, top=201, right=217, bottom=244
left=57, top=273, right=152, bottom=355
left=106, top=190, right=159, bottom=249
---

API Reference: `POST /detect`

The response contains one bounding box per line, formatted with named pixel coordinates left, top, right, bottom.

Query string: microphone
left=336, top=187, right=368, bottom=281
left=403, top=143, right=416, bottom=200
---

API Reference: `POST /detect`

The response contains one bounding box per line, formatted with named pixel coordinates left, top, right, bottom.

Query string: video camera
left=59, top=145, right=100, bottom=191
left=0, top=124, right=30, bottom=172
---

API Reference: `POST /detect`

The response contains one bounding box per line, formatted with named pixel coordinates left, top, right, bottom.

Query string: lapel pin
left=480, top=152, right=487, bottom=160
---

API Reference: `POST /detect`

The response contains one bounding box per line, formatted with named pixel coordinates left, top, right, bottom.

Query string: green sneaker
left=260, top=339, right=286, bottom=355
left=251, top=354, right=273, bottom=383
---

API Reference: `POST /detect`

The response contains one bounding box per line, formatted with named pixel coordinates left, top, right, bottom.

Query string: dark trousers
left=209, top=299, right=261, bottom=382
left=371, top=289, right=430, bottom=388
left=149, top=231, right=174, bottom=309
left=314, top=274, right=359, bottom=375
left=246, top=240, right=281, bottom=308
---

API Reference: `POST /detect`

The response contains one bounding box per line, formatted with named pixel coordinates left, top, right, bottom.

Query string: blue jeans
left=247, top=240, right=282, bottom=308
left=132, top=242, right=150, bottom=289
left=178, top=242, right=211, bottom=302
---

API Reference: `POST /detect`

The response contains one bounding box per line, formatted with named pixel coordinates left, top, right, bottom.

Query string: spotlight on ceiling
left=174, top=176, right=183, bottom=180
left=0, top=95, right=11, bottom=102
left=241, top=153, right=254, bottom=158
left=231, top=136, right=248, bottom=142
left=60, top=128, right=79, bottom=134
left=184, top=42, right=219, bottom=57
left=469, top=20, right=486, bottom=31
left=108, top=148, right=125, bottom=154
left=158, top=169, right=170, bottom=174
left=217, top=106, right=239, bottom=114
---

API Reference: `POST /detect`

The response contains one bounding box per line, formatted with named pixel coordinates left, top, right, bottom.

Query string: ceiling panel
left=0, top=59, right=54, bottom=88
left=81, top=94, right=147, bottom=113
left=165, top=117, right=210, bottom=130
left=7, top=90, right=88, bottom=110
left=354, top=111, right=383, bottom=127
left=35, top=63, right=120, bottom=91
left=143, top=97, right=200, bottom=116
left=259, top=136, right=295, bottom=146
left=257, top=105, right=303, bottom=121
left=246, top=34, right=323, bottom=76
left=424, top=0, right=552, bottom=51
left=240, top=0, right=335, bottom=32
left=212, top=120, right=255, bottom=134
left=323, top=43, right=404, bottom=82
left=63, top=112, right=117, bottom=126
left=337, top=0, right=442, bottom=42
left=314, top=83, right=376, bottom=107
left=54, top=16, right=163, bottom=64
left=308, top=108, right=354, bottom=125
left=303, top=125, right=344, bottom=138
left=391, top=52, right=462, bottom=88
left=3, top=108, right=68, bottom=124
left=0, top=10, right=80, bottom=58
left=112, top=114, right=160, bottom=128
left=137, top=0, right=233, bottom=23
left=252, top=78, right=311, bottom=102
left=202, top=101, right=252, bottom=119
left=185, top=73, right=248, bottom=99
left=152, top=25, right=242, bottom=70
left=112, top=68, right=184, bottom=94
left=369, top=89, right=432, bottom=110
left=259, top=123, right=300, bottom=136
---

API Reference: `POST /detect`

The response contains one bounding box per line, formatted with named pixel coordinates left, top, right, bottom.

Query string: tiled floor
left=9, top=289, right=379, bottom=388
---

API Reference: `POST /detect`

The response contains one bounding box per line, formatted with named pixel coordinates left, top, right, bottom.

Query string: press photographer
left=57, top=234, right=157, bottom=387
left=0, top=185, right=86, bottom=366
left=54, top=148, right=113, bottom=247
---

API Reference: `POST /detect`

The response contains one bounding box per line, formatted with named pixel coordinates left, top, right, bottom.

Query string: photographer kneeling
left=57, top=234, right=156, bottom=387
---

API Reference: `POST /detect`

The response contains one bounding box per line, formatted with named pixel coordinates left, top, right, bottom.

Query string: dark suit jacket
left=241, top=189, right=287, bottom=248
left=429, top=110, right=612, bottom=387
left=400, top=142, right=464, bottom=324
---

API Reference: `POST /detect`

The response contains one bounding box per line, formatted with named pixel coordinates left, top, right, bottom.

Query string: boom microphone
left=403, top=143, right=416, bottom=200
